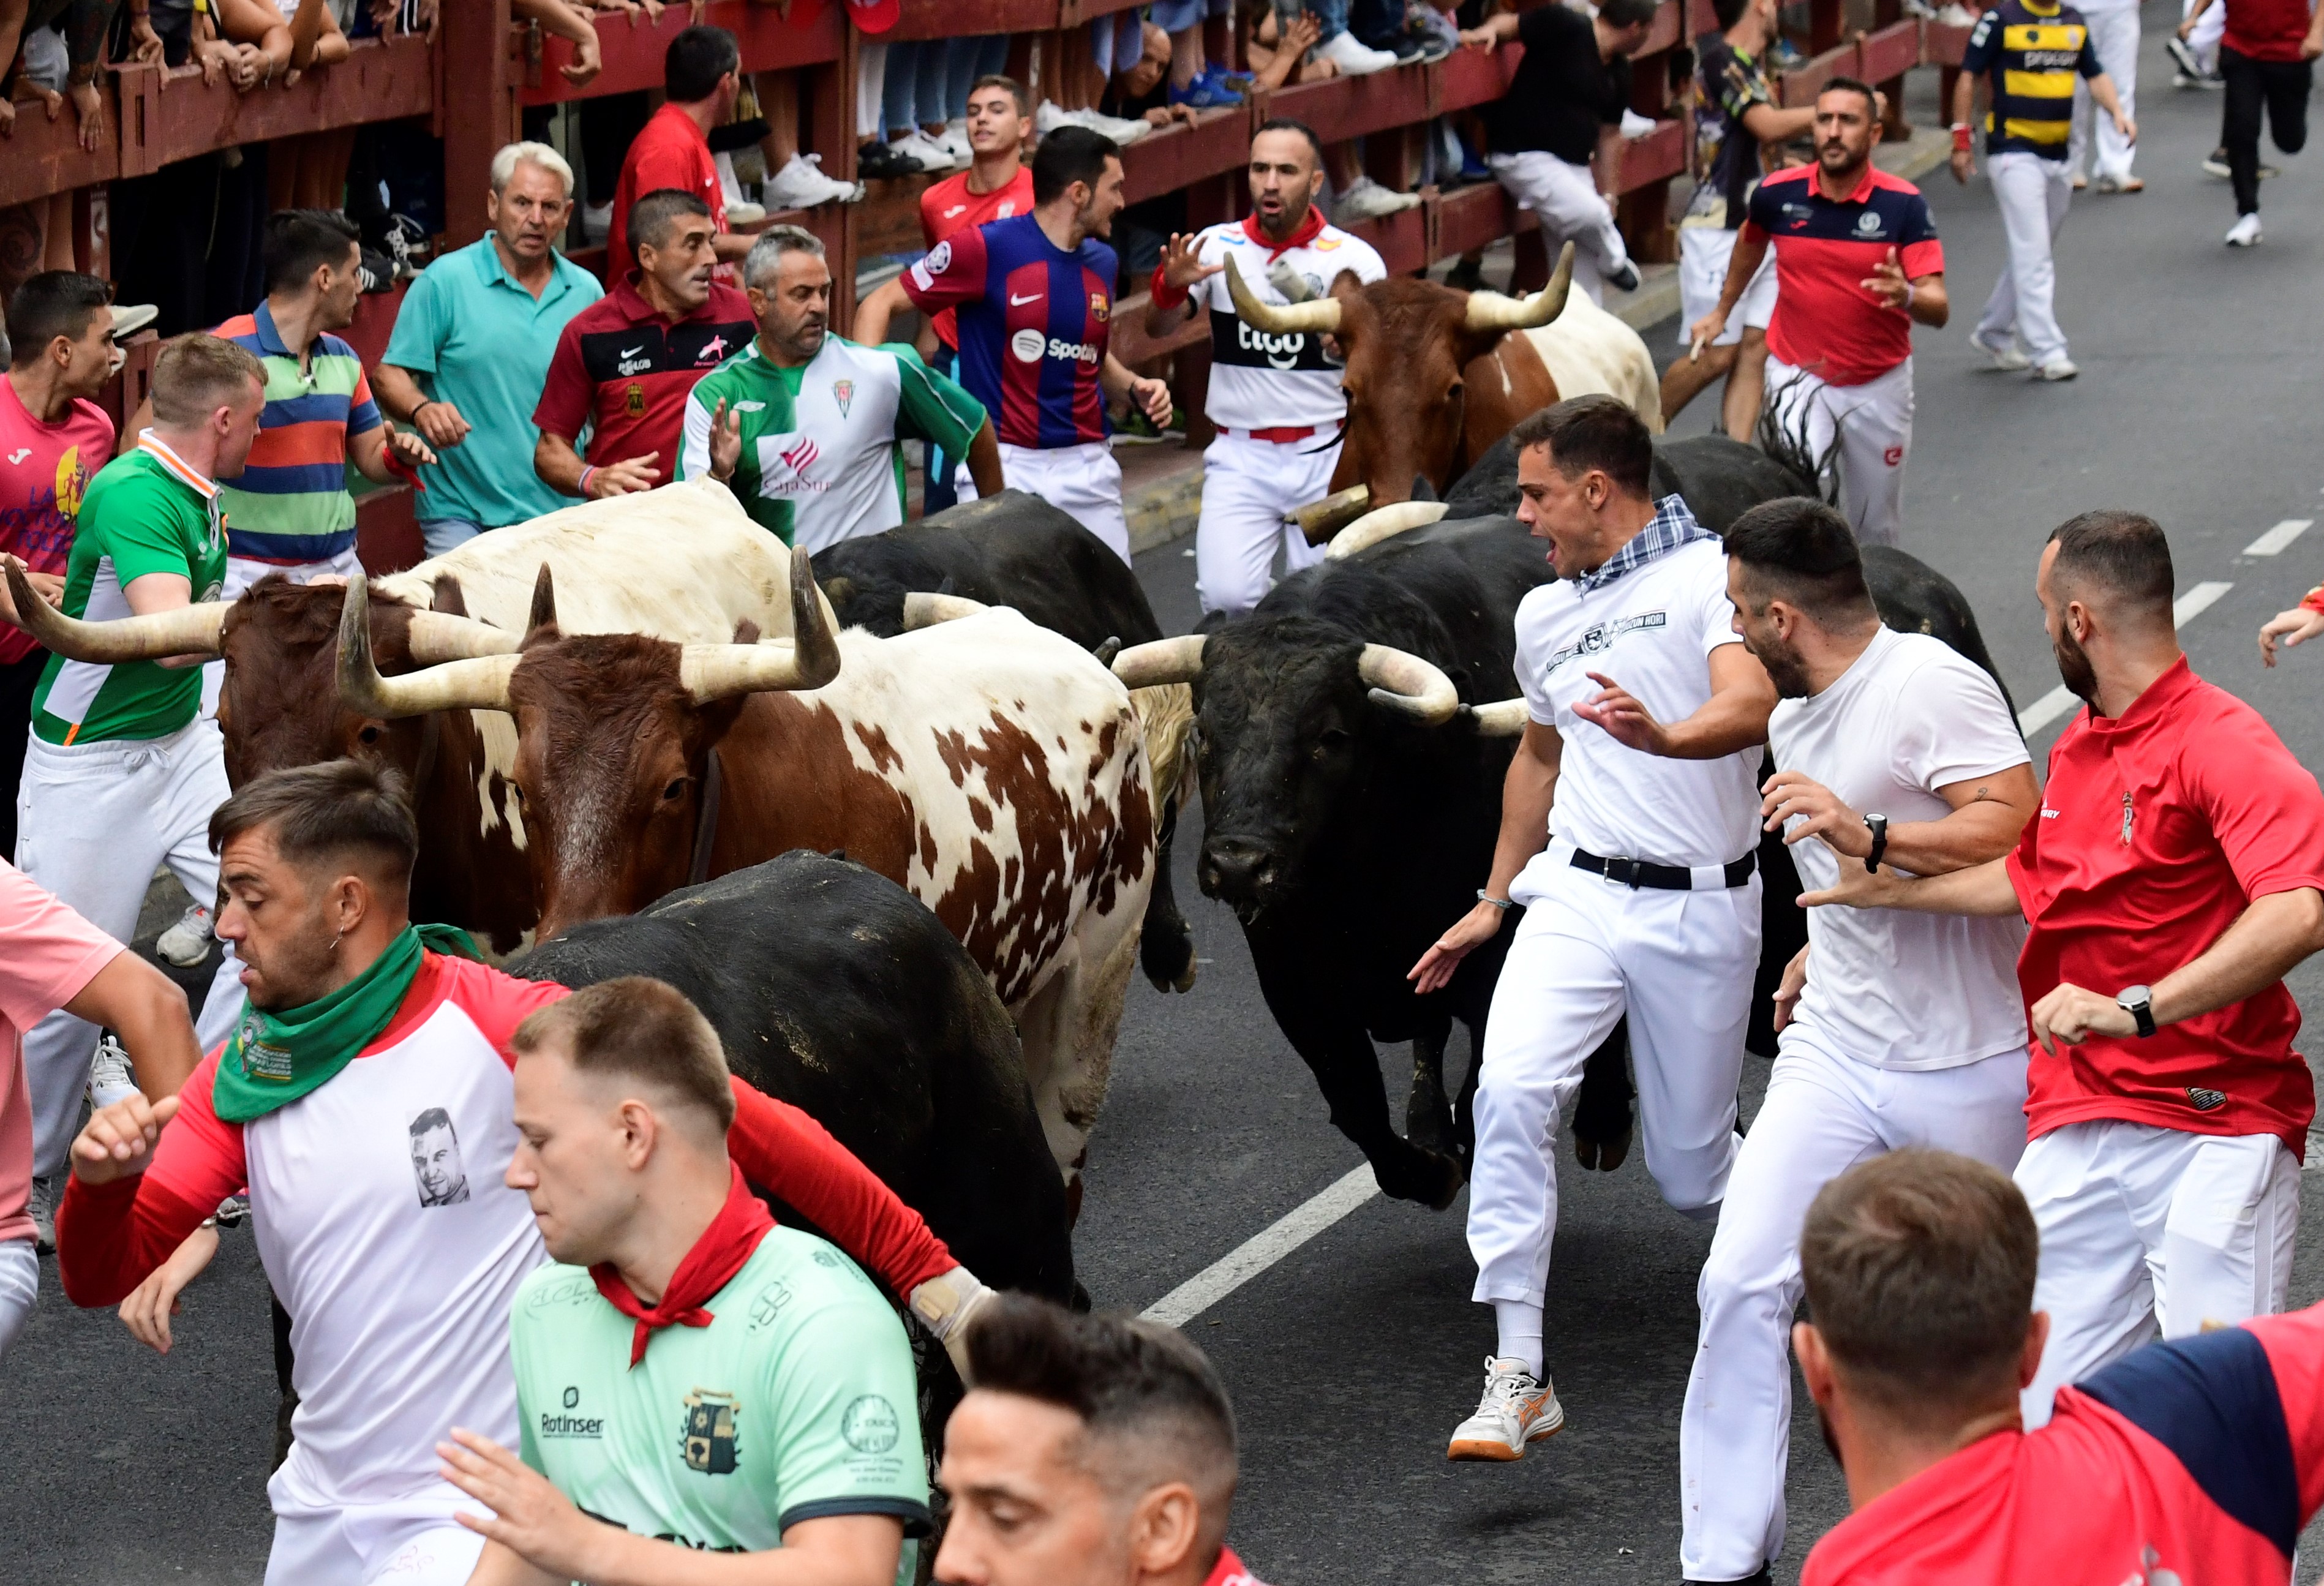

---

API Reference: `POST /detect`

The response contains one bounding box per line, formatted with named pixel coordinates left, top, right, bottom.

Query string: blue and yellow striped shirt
left=1960, top=0, right=2105, bottom=157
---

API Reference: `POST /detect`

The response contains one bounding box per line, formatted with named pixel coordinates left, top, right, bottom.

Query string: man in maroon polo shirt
left=533, top=191, right=757, bottom=501
left=1803, top=509, right=2324, bottom=1430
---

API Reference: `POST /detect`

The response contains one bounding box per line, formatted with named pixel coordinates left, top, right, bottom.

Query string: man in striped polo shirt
left=211, top=211, right=436, bottom=596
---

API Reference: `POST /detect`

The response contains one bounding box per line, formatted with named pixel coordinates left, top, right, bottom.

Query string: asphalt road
left=6, top=13, right=2322, bottom=1580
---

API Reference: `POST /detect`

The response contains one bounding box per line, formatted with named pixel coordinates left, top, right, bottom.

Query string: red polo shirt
left=1203, top=1546, right=1268, bottom=1586
left=607, top=101, right=729, bottom=282
left=2224, top=0, right=2317, bottom=59
left=1743, top=163, right=1944, bottom=386
left=532, top=272, right=757, bottom=481
left=2005, top=658, right=2324, bottom=1157
left=918, top=167, right=1034, bottom=350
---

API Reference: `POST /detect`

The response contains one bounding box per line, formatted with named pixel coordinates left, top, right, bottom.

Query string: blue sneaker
left=1768, top=37, right=1808, bottom=69
left=1170, top=75, right=1244, bottom=110
left=1205, top=64, right=1254, bottom=91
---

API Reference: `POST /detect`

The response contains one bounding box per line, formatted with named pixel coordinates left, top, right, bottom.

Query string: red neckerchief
left=590, top=1162, right=775, bottom=1367
left=1241, top=205, right=1328, bottom=260
left=1203, top=1545, right=1267, bottom=1586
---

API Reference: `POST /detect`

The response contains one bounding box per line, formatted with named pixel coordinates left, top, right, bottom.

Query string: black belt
left=1570, top=846, right=1756, bottom=891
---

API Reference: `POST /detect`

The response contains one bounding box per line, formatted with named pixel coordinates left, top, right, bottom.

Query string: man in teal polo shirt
left=377, top=142, right=606, bottom=558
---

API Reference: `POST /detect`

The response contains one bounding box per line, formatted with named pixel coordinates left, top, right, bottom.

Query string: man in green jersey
left=9, top=333, right=262, bottom=1236
left=442, top=976, right=930, bottom=1586
left=679, top=226, right=1003, bottom=552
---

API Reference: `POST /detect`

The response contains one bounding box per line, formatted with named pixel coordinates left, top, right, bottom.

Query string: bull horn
left=527, top=564, right=558, bottom=639
left=677, top=544, right=842, bottom=703
left=1225, top=254, right=1342, bottom=337
left=1464, top=698, right=1530, bottom=737
left=901, top=592, right=989, bottom=629
left=1111, top=634, right=1206, bottom=690
left=1462, top=241, right=1576, bottom=333
left=404, top=610, right=521, bottom=663
left=336, top=574, right=517, bottom=719
left=1326, top=501, right=1451, bottom=561
left=1292, top=484, right=1372, bottom=546
left=4, top=556, right=225, bottom=661
left=1358, top=643, right=1459, bottom=725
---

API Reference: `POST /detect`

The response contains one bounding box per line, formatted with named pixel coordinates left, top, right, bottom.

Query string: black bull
left=1186, top=483, right=2014, bottom=1209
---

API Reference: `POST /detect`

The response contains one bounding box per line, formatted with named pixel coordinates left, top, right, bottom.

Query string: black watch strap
left=1863, top=813, right=1889, bottom=873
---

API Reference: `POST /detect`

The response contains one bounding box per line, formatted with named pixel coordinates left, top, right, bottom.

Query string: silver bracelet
left=1476, top=890, right=1514, bottom=910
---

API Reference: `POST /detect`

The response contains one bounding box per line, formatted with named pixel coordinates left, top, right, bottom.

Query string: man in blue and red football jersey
left=856, top=127, right=1171, bottom=563
left=1691, top=78, right=1948, bottom=549
left=1793, top=1148, right=2324, bottom=1585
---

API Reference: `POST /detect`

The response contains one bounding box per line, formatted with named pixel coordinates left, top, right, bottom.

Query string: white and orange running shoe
left=1446, top=1355, right=1565, bottom=1461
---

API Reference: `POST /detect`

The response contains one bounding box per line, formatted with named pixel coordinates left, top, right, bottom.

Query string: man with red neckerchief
left=1146, top=118, right=1387, bottom=617
left=57, top=761, right=992, bottom=1586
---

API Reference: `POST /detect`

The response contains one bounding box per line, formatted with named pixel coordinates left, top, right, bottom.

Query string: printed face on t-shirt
left=410, top=1111, right=471, bottom=1208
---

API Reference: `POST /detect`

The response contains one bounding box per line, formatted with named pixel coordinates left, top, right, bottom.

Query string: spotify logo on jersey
left=1011, top=328, right=1048, bottom=363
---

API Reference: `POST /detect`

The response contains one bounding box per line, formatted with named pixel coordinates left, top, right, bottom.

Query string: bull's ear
left=430, top=574, right=468, bottom=617
left=525, top=564, right=559, bottom=644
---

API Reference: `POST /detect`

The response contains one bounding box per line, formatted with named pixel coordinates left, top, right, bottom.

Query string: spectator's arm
left=0, top=0, right=30, bottom=133
left=513, top=0, right=602, bottom=85
left=1459, top=10, right=1519, bottom=47
left=213, top=0, right=293, bottom=82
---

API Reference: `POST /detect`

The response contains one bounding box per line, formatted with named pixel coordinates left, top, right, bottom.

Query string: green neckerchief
left=211, top=923, right=483, bottom=1123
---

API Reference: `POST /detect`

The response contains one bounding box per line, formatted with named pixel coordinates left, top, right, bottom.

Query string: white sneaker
left=892, top=130, right=957, bottom=173
left=1934, top=1, right=1977, bottom=21
left=1447, top=1356, right=1565, bottom=1461
left=725, top=200, right=767, bottom=227
left=2034, top=358, right=2079, bottom=381
left=1318, top=30, right=1401, bottom=75
left=763, top=152, right=864, bottom=209
left=88, top=1033, right=138, bottom=1111
left=1619, top=108, right=1658, bottom=139
left=1036, top=100, right=1079, bottom=137
left=1975, top=334, right=2032, bottom=371
left=1075, top=107, right=1154, bottom=145
left=1336, top=175, right=1423, bottom=222
left=936, top=120, right=972, bottom=163
left=157, top=902, right=214, bottom=966
left=2227, top=212, right=2263, bottom=247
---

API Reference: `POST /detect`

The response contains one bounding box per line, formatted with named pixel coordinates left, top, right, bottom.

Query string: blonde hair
left=149, top=333, right=265, bottom=426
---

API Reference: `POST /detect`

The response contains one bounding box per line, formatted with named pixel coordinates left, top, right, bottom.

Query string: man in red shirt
left=1794, top=1149, right=2324, bottom=1585
left=916, top=73, right=1034, bottom=513
left=1691, top=78, right=1949, bottom=548
left=533, top=190, right=758, bottom=501
left=605, top=24, right=754, bottom=282
left=2184, top=0, right=2323, bottom=244
left=934, top=1294, right=1267, bottom=1586
left=1803, top=509, right=2324, bottom=1432
left=0, top=272, right=116, bottom=859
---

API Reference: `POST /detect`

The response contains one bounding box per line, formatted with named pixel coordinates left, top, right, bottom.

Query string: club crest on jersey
left=1856, top=211, right=1884, bottom=235
left=2186, top=1087, right=2227, bottom=1112
left=680, top=1390, right=742, bottom=1475
left=625, top=382, right=646, bottom=418
left=832, top=378, right=854, bottom=418
left=1091, top=291, right=1110, bottom=324
left=842, top=1394, right=901, bottom=1454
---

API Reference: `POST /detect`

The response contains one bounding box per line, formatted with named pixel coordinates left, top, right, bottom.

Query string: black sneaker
left=857, top=142, right=923, bottom=180
left=1605, top=258, right=1642, bottom=294
left=2164, top=33, right=2202, bottom=78
left=28, top=1174, right=53, bottom=1254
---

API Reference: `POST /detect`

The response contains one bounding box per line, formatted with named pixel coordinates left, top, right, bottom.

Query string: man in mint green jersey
left=440, top=975, right=930, bottom=1586
left=679, top=226, right=1003, bottom=553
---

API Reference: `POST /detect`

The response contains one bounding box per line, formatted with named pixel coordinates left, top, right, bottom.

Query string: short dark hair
left=1032, top=125, right=1120, bottom=206
left=628, top=189, right=713, bottom=258
left=408, top=1107, right=454, bottom=1138
left=209, top=759, right=420, bottom=892
left=8, top=272, right=111, bottom=366
left=150, top=332, right=266, bottom=425
left=1253, top=117, right=1323, bottom=165
left=1599, top=0, right=1659, bottom=26
left=1723, top=497, right=1875, bottom=624
left=970, top=72, right=1029, bottom=118
left=2047, top=509, right=2175, bottom=623
left=665, top=23, right=740, bottom=102
left=968, top=1295, right=1239, bottom=1511
left=1819, top=75, right=1879, bottom=115
left=1509, top=394, right=1654, bottom=498
left=513, top=977, right=737, bottom=1135
left=262, top=209, right=362, bottom=297
left=1712, top=0, right=1752, bottom=29
left=1800, top=1151, right=2039, bottom=1430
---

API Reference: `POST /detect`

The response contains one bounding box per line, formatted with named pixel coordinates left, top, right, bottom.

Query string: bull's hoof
left=1140, top=926, right=1198, bottom=994
left=1573, top=1126, right=1632, bottom=1173
left=1377, top=1148, right=1467, bottom=1210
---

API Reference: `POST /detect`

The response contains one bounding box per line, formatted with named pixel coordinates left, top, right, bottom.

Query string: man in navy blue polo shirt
left=1690, top=78, right=1948, bottom=548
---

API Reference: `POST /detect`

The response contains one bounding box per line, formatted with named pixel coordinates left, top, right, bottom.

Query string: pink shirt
left=0, top=860, right=122, bottom=1243
left=0, top=376, right=115, bottom=666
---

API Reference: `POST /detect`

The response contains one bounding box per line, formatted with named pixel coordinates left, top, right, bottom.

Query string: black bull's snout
left=1198, top=832, right=1286, bottom=915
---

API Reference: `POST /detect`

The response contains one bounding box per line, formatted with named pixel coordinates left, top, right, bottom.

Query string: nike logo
left=5, top=449, right=27, bottom=465
left=619, top=345, right=645, bottom=359
left=1009, top=292, right=1044, bottom=306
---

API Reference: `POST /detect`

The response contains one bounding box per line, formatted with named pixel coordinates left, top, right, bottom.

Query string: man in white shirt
left=1674, top=498, right=2039, bottom=1585
left=1145, top=119, right=1388, bottom=616
left=1410, top=394, right=1777, bottom=1464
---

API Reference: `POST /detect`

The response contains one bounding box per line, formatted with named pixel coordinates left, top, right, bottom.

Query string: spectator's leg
left=883, top=39, right=920, bottom=138
left=857, top=38, right=890, bottom=151
left=944, top=36, right=980, bottom=121
left=914, top=32, right=949, bottom=135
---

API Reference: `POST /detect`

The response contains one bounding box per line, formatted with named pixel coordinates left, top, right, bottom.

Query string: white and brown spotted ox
left=2, top=481, right=803, bottom=953
left=1226, top=241, right=1662, bottom=521
left=334, top=567, right=1156, bottom=1205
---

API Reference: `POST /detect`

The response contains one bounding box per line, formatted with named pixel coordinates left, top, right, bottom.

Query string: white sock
left=1492, top=1299, right=1545, bottom=1380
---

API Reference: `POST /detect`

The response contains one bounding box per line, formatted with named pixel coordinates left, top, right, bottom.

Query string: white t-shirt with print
left=1183, top=219, right=1386, bottom=432
left=1772, top=625, right=2032, bottom=1071
left=1511, top=536, right=1762, bottom=895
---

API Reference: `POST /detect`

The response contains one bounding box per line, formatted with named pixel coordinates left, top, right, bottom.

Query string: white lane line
left=2244, top=520, right=2314, bottom=557
left=1141, top=1165, right=1378, bottom=1328
left=2014, top=581, right=2236, bottom=738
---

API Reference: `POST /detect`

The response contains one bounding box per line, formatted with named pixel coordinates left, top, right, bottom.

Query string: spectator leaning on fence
left=376, top=141, right=604, bottom=559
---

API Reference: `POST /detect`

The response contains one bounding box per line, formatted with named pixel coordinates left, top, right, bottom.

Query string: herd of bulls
left=7, top=358, right=2011, bottom=1392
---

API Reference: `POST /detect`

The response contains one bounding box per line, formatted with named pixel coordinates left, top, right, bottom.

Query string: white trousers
left=856, top=40, right=889, bottom=140
left=1488, top=151, right=1631, bottom=306
left=1194, top=430, right=1336, bottom=615
left=206, top=547, right=366, bottom=716
left=957, top=440, right=1130, bottom=564
left=2017, top=1119, right=2298, bottom=1428
left=17, top=716, right=246, bottom=1179
left=2184, top=0, right=2224, bottom=69
left=2069, top=6, right=2141, bottom=180
left=1677, top=227, right=1778, bottom=348
left=1762, top=355, right=1913, bottom=547
left=266, top=1484, right=487, bottom=1586
left=0, top=1236, right=34, bottom=1363
left=1468, top=845, right=1762, bottom=1307
left=1975, top=152, right=2075, bottom=369
left=1677, top=1028, right=2031, bottom=1580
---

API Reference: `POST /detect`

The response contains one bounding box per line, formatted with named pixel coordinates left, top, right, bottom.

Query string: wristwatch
left=1862, top=813, right=1889, bottom=873
left=2117, top=985, right=2156, bottom=1039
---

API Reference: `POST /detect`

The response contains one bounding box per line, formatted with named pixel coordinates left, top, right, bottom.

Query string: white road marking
left=1141, top=1165, right=1378, bottom=1327
left=2244, top=519, right=2313, bottom=557
left=2015, top=581, right=2235, bottom=737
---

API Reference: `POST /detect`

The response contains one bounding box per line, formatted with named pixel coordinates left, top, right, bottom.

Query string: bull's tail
left=1755, top=372, right=1842, bottom=506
